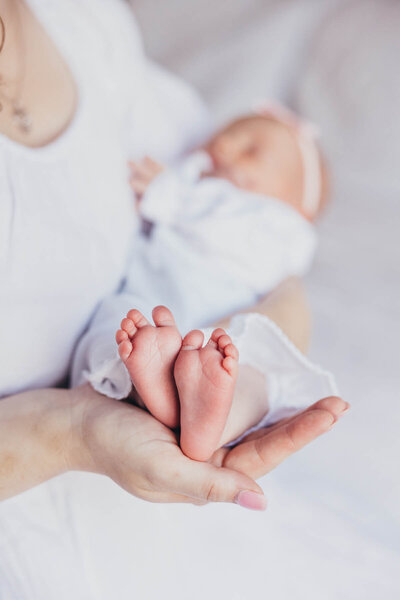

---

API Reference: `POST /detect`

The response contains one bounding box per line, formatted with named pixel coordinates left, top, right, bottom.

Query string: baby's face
left=205, top=116, right=305, bottom=216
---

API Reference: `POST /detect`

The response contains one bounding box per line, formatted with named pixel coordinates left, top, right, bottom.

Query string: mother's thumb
left=179, top=461, right=267, bottom=511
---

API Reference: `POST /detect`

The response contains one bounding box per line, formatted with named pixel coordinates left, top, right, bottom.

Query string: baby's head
left=205, top=104, right=327, bottom=221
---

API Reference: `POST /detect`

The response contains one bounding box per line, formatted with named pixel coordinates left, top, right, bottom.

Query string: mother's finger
left=241, top=396, right=349, bottom=443
left=145, top=448, right=267, bottom=510
left=222, top=396, right=349, bottom=480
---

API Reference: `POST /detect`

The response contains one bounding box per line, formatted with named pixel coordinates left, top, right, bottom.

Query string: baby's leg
left=116, top=306, right=182, bottom=428
left=174, top=329, right=239, bottom=461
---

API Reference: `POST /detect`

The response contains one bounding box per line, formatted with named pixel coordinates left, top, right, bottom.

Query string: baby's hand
left=129, top=157, right=165, bottom=201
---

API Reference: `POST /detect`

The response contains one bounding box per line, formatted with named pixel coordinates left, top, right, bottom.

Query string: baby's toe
left=115, top=329, right=128, bottom=344
left=152, top=305, right=176, bottom=328
left=182, top=329, right=204, bottom=350
left=222, top=355, right=238, bottom=376
left=217, top=334, right=232, bottom=351
left=224, top=343, right=239, bottom=361
left=121, top=317, right=137, bottom=337
left=211, top=328, right=226, bottom=343
left=126, top=309, right=149, bottom=329
left=118, top=340, right=133, bottom=362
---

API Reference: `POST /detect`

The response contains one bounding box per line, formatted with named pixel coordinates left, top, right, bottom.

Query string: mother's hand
left=71, top=384, right=265, bottom=507
left=72, top=385, right=348, bottom=510
left=214, top=396, right=349, bottom=480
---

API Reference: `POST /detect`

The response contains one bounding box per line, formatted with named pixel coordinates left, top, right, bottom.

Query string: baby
left=113, top=104, right=329, bottom=461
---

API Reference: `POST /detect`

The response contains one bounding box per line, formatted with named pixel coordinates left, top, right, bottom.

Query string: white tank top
left=0, top=0, right=209, bottom=396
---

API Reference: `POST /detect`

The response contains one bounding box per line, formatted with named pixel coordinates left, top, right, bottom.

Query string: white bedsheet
left=130, top=0, right=400, bottom=596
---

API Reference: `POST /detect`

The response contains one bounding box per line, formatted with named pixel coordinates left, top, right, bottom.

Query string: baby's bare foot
left=116, top=306, right=182, bottom=428
left=174, top=328, right=239, bottom=461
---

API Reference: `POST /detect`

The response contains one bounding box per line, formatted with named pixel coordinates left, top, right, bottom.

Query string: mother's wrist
left=65, top=384, right=109, bottom=475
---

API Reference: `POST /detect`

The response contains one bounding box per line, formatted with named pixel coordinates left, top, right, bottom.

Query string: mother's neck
left=0, top=0, right=20, bottom=26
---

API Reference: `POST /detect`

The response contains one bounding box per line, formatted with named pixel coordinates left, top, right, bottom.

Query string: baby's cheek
left=241, top=171, right=272, bottom=196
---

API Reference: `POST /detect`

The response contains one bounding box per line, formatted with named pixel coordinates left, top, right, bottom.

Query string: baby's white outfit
left=72, top=151, right=337, bottom=432
left=131, top=151, right=317, bottom=331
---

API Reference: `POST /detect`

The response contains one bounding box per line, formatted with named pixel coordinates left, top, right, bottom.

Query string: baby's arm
left=215, top=277, right=311, bottom=354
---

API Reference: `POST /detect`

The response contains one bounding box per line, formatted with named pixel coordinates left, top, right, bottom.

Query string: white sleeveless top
left=0, top=0, right=209, bottom=396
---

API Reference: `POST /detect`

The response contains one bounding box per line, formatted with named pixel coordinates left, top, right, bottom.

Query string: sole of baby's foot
left=116, top=306, right=182, bottom=428
left=174, top=328, right=239, bottom=462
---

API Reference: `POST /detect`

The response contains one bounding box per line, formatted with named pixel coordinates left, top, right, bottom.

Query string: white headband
left=254, top=101, right=322, bottom=218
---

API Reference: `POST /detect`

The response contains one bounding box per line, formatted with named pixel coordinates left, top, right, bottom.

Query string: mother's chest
left=1, top=139, right=135, bottom=300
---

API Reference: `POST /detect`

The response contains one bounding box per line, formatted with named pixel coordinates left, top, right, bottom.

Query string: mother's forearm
left=0, top=387, right=91, bottom=501
left=251, top=277, right=311, bottom=353
left=214, top=277, right=311, bottom=353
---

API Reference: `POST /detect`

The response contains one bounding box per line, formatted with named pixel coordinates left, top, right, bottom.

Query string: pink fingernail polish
left=235, top=491, right=267, bottom=511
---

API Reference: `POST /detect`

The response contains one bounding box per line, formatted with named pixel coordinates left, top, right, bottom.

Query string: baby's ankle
left=219, top=366, right=269, bottom=446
